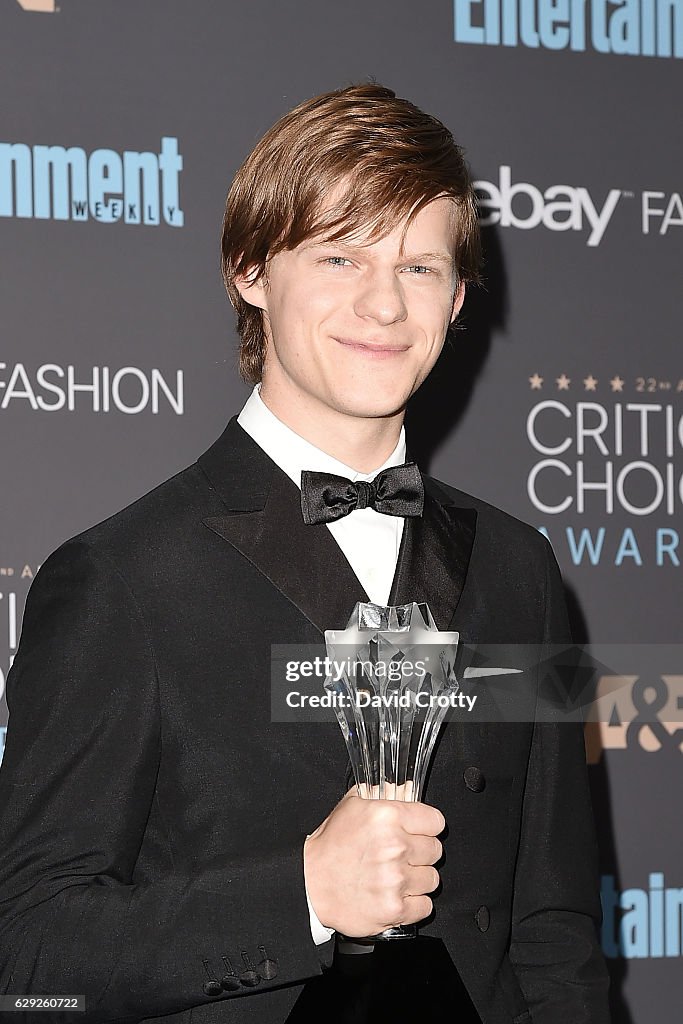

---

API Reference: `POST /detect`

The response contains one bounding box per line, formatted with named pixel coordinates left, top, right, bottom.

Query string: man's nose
left=353, top=268, right=408, bottom=325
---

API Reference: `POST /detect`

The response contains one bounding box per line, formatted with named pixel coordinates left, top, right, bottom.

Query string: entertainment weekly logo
left=454, top=0, right=683, bottom=58
left=474, top=167, right=683, bottom=246
left=0, top=363, right=184, bottom=415
left=601, top=873, right=683, bottom=959
left=0, top=137, right=184, bottom=226
left=522, top=372, right=683, bottom=568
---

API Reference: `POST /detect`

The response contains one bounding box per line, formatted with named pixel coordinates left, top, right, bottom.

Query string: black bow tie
left=300, top=462, right=425, bottom=525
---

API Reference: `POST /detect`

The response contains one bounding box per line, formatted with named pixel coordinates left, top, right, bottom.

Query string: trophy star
left=583, top=375, right=598, bottom=391
left=610, top=375, right=625, bottom=392
left=529, top=373, right=543, bottom=390
left=325, top=602, right=458, bottom=678
left=556, top=373, right=571, bottom=390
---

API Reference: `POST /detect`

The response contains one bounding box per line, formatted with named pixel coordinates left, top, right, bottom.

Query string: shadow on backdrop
left=408, top=223, right=629, bottom=1022
left=566, top=586, right=633, bottom=1024
left=405, top=224, right=507, bottom=468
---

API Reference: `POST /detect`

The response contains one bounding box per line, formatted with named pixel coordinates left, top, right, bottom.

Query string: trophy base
left=361, top=924, right=417, bottom=941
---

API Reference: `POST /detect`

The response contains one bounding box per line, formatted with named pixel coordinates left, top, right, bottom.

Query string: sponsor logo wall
left=0, top=363, right=184, bottom=414
left=475, top=166, right=683, bottom=244
left=602, top=873, right=683, bottom=958
left=453, top=0, right=683, bottom=57
left=1, top=1, right=680, bottom=1019
left=0, top=137, right=184, bottom=225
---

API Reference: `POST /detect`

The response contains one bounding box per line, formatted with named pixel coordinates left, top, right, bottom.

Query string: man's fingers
left=404, top=865, right=440, bottom=896
left=305, top=790, right=446, bottom=936
left=401, top=894, right=434, bottom=925
left=407, top=834, right=443, bottom=866
left=400, top=801, right=446, bottom=837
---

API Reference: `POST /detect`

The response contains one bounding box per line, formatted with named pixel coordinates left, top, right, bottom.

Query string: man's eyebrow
left=302, top=240, right=454, bottom=266
left=401, top=251, right=455, bottom=267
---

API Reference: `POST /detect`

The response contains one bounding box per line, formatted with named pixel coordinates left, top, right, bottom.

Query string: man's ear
left=232, top=265, right=269, bottom=312
left=450, top=280, right=466, bottom=323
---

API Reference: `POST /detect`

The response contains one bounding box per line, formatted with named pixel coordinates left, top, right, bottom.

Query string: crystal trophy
left=324, top=601, right=460, bottom=941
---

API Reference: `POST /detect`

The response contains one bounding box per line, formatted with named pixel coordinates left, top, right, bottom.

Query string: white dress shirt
left=237, top=384, right=406, bottom=606
left=237, top=384, right=408, bottom=945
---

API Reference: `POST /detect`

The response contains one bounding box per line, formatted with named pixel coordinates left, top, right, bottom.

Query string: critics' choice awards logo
left=454, top=0, right=682, bottom=58
left=524, top=374, right=683, bottom=568
left=0, top=583, right=19, bottom=701
left=474, top=167, right=683, bottom=246
left=0, top=364, right=184, bottom=415
left=0, top=577, right=23, bottom=765
left=0, top=137, right=183, bottom=226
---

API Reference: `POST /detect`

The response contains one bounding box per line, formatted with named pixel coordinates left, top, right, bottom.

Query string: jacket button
left=203, top=980, right=222, bottom=997
left=475, top=905, right=490, bottom=932
left=463, top=766, right=486, bottom=792
left=240, top=962, right=262, bottom=987
left=240, top=970, right=261, bottom=987
left=239, top=951, right=261, bottom=987
left=257, top=946, right=279, bottom=981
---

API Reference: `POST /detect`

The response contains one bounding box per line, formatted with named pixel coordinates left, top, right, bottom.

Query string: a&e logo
left=585, top=674, right=683, bottom=762
left=15, top=0, right=57, bottom=11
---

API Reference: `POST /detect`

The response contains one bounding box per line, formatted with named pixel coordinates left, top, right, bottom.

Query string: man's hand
left=303, top=789, right=445, bottom=938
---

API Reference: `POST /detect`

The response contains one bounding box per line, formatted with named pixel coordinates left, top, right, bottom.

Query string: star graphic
left=584, top=375, right=598, bottom=391
left=529, top=373, right=543, bottom=390
left=610, top=375, right=624, bottom=392
left=556, top=374, right=571, bottom=391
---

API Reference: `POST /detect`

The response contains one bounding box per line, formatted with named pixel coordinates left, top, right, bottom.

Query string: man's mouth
left=334, top=337, right=410, bottom=356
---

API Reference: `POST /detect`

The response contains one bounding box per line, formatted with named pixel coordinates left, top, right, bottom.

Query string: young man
left=0, top=84, right=609, bottom=1023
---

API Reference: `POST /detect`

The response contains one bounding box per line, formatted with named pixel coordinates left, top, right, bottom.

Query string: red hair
left=221, top=82, right=481, bottom=384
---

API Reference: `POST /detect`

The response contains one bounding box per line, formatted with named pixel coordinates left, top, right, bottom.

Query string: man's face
left=235, top=194, right=465, bottom=423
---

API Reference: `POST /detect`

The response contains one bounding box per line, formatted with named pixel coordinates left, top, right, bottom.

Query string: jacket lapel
left=197, top=418, right=477, bottom=636
left=389, top=477, right=477, bottom=631
left=198, top=417, right=368, bottom=634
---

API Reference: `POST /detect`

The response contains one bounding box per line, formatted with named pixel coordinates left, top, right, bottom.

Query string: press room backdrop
left=1, top=1, right=681, bottom=1020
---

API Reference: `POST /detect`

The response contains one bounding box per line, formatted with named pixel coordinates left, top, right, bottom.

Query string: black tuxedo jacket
left=0, top=418, right=609, bottom=1023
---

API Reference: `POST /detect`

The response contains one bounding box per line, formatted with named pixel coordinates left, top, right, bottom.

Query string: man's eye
left=405, top=265, right=431, bottom=274
left=324, top=256, right=350, bottom=267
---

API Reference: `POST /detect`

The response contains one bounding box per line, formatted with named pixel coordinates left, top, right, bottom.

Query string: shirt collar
left=237, top=384, right=407, bottom=491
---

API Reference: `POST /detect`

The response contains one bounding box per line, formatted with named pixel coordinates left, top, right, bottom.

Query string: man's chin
left=332, top=393, right=410, bottom=421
